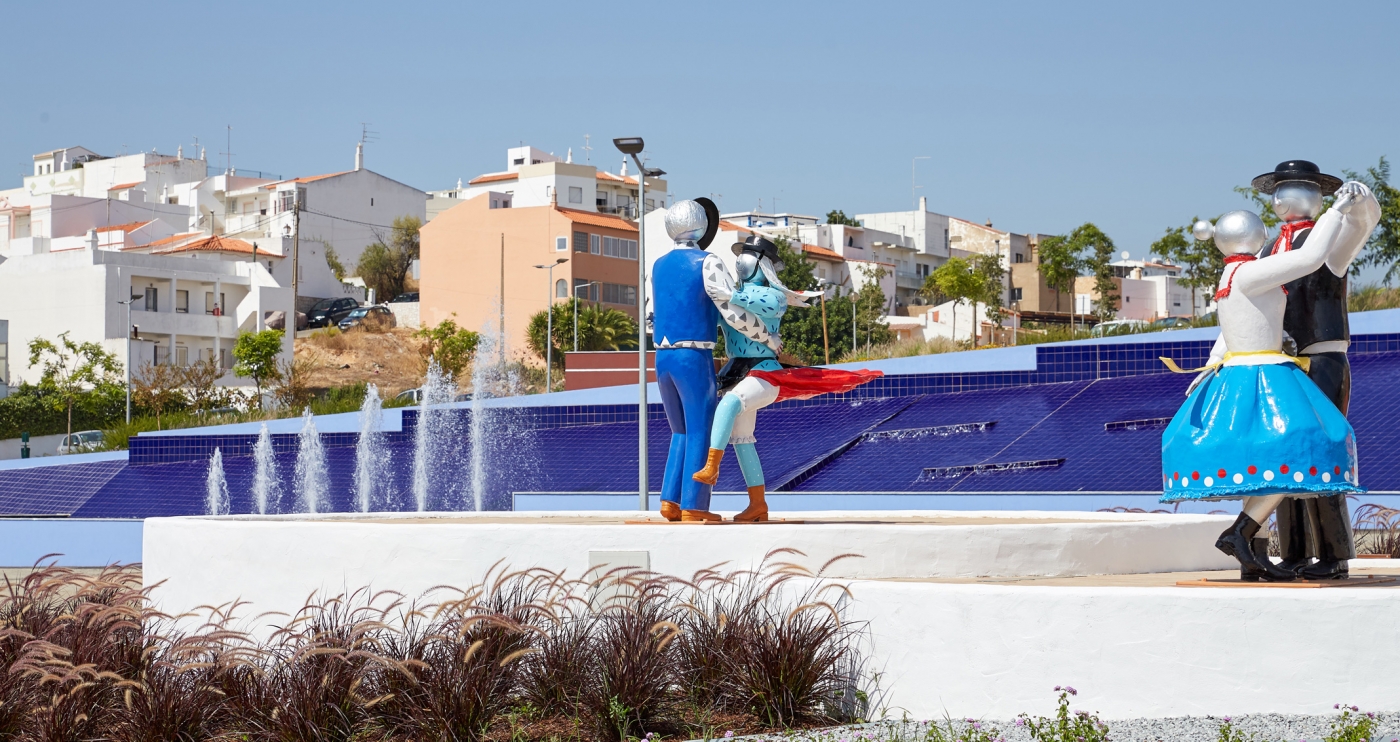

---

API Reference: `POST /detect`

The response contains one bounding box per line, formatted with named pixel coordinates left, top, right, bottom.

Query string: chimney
left=619, top=158, right=628, bottom=177
left=355, top=142, right=364, bottom=171
left=177, top=145, right=183, bottom=159
left=566, top=148, right=573, bottom=164
left=985, top=219, right=993, bottom=227
left=918, top=196, right=927, bottom=211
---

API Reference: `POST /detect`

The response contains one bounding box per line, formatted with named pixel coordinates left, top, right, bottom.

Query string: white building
left=0, top=245, right=292, bottom=386
left=1101, top=257, right=1206, bottom=320
left=428, top=144, right=670, bottom=223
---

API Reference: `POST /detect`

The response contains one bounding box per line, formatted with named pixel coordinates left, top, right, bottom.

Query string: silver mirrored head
left=664, top=200, right=708, bottom=243
left=735, top=252, right=761, bottom=282
left=1191, top=220, right=1214, bottom=241
left=1271, top=181, right=1323, bottom=222
left=1213, top=210, right=1267, bottom=256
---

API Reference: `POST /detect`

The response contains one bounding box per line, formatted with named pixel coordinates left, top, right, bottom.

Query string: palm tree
left=527, top=302, right=639, bottom=367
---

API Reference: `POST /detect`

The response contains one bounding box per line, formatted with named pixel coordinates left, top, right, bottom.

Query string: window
left=370, top=197, right=375, bottom=206
left=176, top=290, right=189, bottom=313
left=205, top=292, right=226, bottom=314
left=1012, top=288, right=1023, bottom=302
left=596, top=192, right=608, bottom=208
left=555, top=236, right=568, bottom=252
left=513, top=158, right=524, bottom=166
left=602, top=236, right=639, bottom=260
left=278, top=191, right=295, bottom=213
left=555, top=279, right=568, bottom=298
left=573, top=231, right=588, bottom=253
left=569, top=186, right=583, bottom=204
left=1014, top=253, right=1025, bottom=263
left=227, top=199, right=238, bottom=215
left=590, top=234, right=600, bottom=255
left=144, top=287, right=158, bottom=312
left=574, top=278, right=598, bottom=301
left=602, top=283, right=637, bottom=306
left=846, top=236, right=854, bottom=247
left=175, top=346, right=189, bottom=367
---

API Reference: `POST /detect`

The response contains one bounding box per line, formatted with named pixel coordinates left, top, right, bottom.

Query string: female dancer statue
left=1160, top=180, right=1375, bottom=580
left=691, top=235, right=881, bottom=521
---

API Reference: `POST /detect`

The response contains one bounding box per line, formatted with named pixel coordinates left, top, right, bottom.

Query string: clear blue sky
left=3, top=1, right=1396, bottom=271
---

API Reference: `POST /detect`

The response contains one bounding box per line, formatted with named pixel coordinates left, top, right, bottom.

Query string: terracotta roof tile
left=555, top=206, right=637, bottom=232
left=801, top=243, right=845, bottom=262
left=153, top=235, right=260, bottom=255
left=263, top=171, right=351, bottom=189
left=467, top=172, right=518, bottom=185
left=107, top=181, right=143, bottom=191
left=595, top=171, right=638, bottom=185
left=95, top=221, right=153, bottom=233
left=131, top=231, right=203, bottom=249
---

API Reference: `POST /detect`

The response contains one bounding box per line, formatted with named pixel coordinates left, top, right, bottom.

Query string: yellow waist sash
left=1159, top=350, right=1310, bottom=375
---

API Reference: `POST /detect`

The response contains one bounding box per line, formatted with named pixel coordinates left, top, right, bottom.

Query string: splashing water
left=466, top=315, right=532, bottom=511
left=295, top=408, right=328, bottom=514
left=252, top=423, right=282, bottom=515
left=205, top=448, right=230, bottom=516
left=412, top=360, right=456, bottom=512
left=354, top=384, right=385, bottom=512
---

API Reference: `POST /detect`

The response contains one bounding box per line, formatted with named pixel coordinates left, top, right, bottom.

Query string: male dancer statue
left=653, top=198, right=778, bottom=521
left=1209, top=161, right=1378, bottom=578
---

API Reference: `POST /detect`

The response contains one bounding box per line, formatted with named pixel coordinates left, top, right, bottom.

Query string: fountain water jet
left=412, top=360, right=455, bottom=512
left=354, top=384, right=385, bottom=512
left=251, top=423, right=281, bottom=515
left=205, top=448, right=229, bottom=515
left=294, top=408, right=328, bottom=514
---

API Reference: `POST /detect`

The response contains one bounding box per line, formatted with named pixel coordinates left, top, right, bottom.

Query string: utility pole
left=499, top=233, right=506, bottom=368
left=291, top=192, right=301, bottom=320
left=820, top=289, right=830, bottom=365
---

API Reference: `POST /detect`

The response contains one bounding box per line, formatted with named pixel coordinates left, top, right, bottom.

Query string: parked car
left=389, top=292, right=419, bottom=303
left=1150, top=316, right=1195, bottom=330
left=396, top=388, right=423, bottom=404
left=1089, top=319, right=1148, bottom=338
left=454, top=392, right=473, bottom=403
left=337, top=305, right=397, bottom=332
left=58, top=430, right=104, bottom=455
left=306, top=297, right=360, bottom=328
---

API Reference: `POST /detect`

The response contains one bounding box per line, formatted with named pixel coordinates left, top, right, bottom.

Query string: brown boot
left=681, top=509, right=722, bottom=522
left=660, top=501, right=681, bottom=522
left=691, top=448, right=724, bottom=485
left=733, top=485, right=769, bottom=522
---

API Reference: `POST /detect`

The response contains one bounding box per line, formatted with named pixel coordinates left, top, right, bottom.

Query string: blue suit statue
left=653, top=198, right=777, bottom=521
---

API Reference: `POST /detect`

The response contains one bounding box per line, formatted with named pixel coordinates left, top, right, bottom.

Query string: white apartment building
left=428, top=144, right=670, bottom=223
left=0, top=246, right=292, bottom=386
left=1101, top=258, right=1205, bottom=320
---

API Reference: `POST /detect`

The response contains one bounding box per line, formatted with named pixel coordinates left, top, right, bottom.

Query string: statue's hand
left=1333, top=181, right=1372, bottom=215
left=766, top=335, right=783, bottom=354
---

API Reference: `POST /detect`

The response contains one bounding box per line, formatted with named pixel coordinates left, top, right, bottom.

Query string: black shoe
left=1216, top=514, right=1295, bottom=582
left=1298, top=559, right=1349, bottom=580
left=1240, top=537, right=1274, bottom=581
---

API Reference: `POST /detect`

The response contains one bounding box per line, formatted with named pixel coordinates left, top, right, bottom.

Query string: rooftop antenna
left=583, top=134, right=592, bottom=163
left=220, top=125, right=234, bottom=175
left=359, top=122, right=379, bottom=146
left=709, top=193, right=723, bottom=210
left=912, top=155, right=929, bottom=210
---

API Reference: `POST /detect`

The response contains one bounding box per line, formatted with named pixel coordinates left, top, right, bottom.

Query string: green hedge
left=0, top=384, right=127, bottom=439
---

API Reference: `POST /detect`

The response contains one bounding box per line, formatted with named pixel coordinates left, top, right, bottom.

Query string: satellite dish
left=1120, top=251, right=1130, bottom=260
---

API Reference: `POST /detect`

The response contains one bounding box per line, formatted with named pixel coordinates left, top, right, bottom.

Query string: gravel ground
left=706, top=712, right=1400, bottom=742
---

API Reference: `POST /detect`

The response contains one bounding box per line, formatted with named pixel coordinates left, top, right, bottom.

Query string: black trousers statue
left=1276, top=352, right=1356, bottom=568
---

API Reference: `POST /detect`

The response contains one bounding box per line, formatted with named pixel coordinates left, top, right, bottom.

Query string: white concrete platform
left=140, top=510, right=1400, bottom=718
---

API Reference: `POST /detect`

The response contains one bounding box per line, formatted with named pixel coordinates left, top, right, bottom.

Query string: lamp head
left=613, top=137, right=644, bottom=155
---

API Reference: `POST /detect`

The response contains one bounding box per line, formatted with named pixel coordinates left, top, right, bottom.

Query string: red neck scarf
left=1273, top=219, right=1315, bottom=254
left=1214, top=254, right=1256, bottom=300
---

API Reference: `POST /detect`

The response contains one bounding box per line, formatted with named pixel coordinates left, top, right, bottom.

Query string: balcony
left=896, top=270, right=927, bottom=289
left=129, top=310, right=237, bottom=338
left=223, top=213, right=274, bottom=236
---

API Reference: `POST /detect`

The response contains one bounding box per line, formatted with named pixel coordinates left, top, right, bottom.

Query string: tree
left=416, top=316, right=481, bottom=379
left=1036, top=234, right=1083, bottom=319
left=927, top=257, right=984, bottom=344
left=1067, top=223, right=1119, bottom=321
left=1150, top=221, right=1222, bottom=315
left=355, top=215, right=421, bottom=301
left=183, top=358, right=235, bottom=412
left=825, top=210, right=862, bottom=227
left=232, top=329, right=284, bottom=407
left=851, top=264, right=893, bottom=352
left=131, top=362, right=186, bottom=430
left=27, top=332, right=123, bottom=439
left=768, top=238, right=833, bottom=365
left=272, top=353, right=316, bottom=410
left=322, top=243, right=347, bottom=281
left=971, top=252, right=1008, bottom=330
left=1346, top=156, right=1400, bottom=285
left=527, top=302, right=637, bottom=368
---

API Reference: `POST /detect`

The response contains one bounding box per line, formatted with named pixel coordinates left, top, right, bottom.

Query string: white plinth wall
left=141, top=511, right=1400, bottom=719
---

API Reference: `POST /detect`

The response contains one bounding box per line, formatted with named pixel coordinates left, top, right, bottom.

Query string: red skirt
left=747, top=367, right=884, bottom=402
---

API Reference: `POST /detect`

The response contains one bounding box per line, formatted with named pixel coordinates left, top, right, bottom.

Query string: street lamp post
left=573, top=280, right=602, bottom=351
left=613, top=137, right=665, bottom=512
left=533, top=258, right=569, bottom=392
left=118, top=293, right=143, bottom=423
left=816, top=279, right=832, bottom=365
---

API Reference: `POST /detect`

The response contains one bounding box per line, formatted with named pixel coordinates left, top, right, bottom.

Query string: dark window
left=1012, top=288, right=1023, bottom=302
left=573, top=231, right=588, bottom=253
left=144, top=287, right=158, bottom=312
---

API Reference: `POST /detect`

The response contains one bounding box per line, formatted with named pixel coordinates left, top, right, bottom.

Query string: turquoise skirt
left=1160, top=361, right=1363, bottom=502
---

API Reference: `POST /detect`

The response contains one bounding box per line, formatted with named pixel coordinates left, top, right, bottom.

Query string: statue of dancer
left=653, top=199, right=778, bottom=522
left=691, top=235, right=882, bottom=521
left=1160, top=180, right=1376, bottom=581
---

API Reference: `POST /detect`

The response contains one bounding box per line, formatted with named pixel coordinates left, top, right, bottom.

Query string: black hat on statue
left=1250, top=160, right=1343, bottom=194
left=694, top=197, right=720, bottom=249
left=732, top=234, right=781, bottom=265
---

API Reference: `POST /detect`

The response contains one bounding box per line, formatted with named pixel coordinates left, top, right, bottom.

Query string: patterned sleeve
left=731, top=284, right=787, bottom=319
left=702, top=253, right=772, bottom=347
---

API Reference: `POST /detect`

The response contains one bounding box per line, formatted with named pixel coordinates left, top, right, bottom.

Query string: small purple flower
left=1223, top=717, right=1232, bottom=723
left=1368, top=712, right=1376, bottom=719
left=973, top=722, right=982, bottom=730
left=1054, top=685, right=1062, bottom=692
left=1336, top=704, right=1343, bottom=709
left=1066, top=686, right=1078, bottom=695
left=1015, top=718, right=1025, bottom=727
left=725, top=732, right=735, bottom=740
